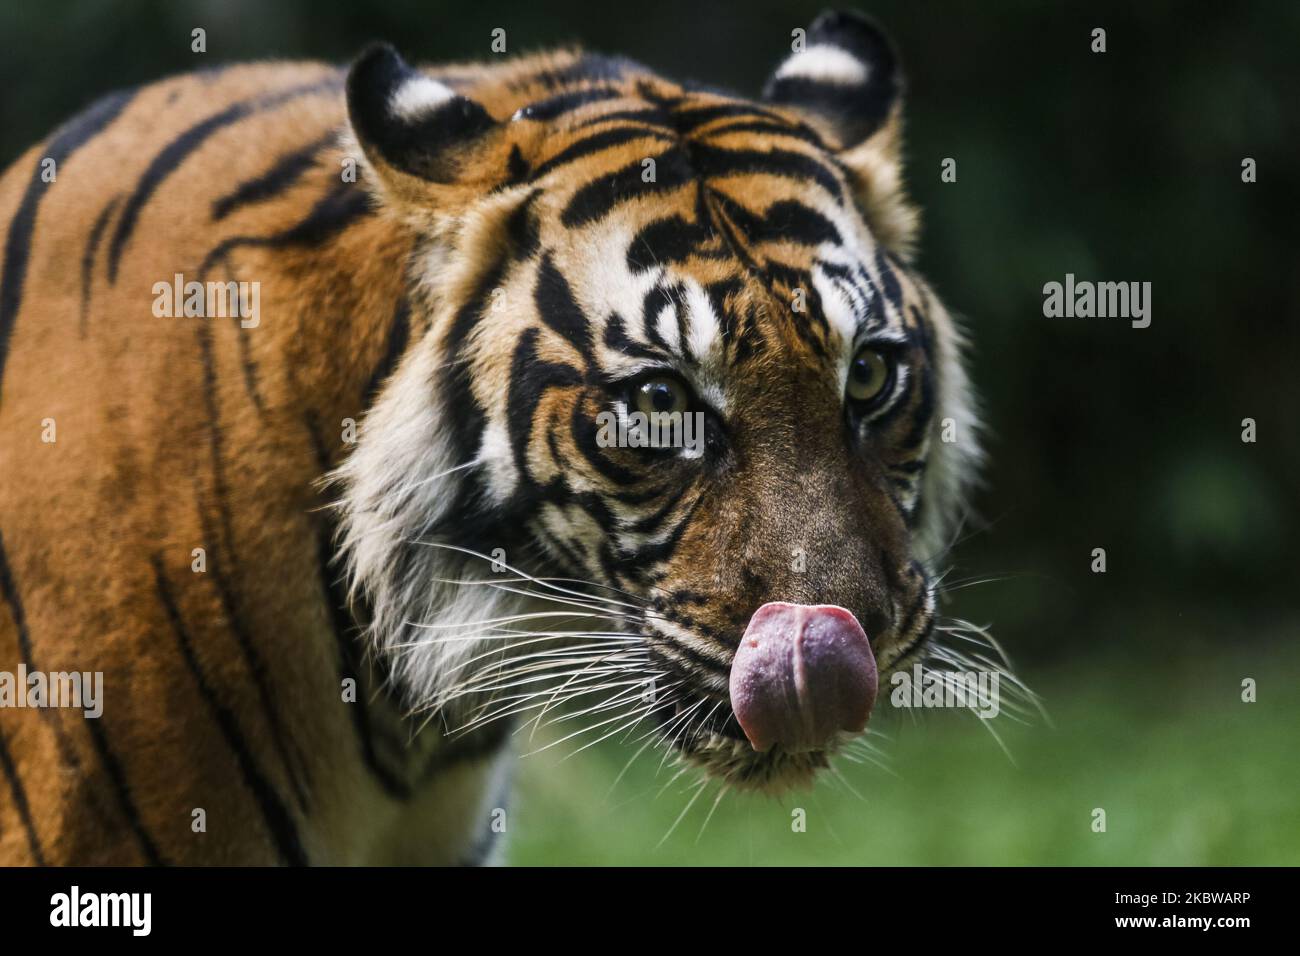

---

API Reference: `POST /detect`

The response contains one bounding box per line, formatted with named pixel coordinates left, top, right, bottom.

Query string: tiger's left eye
left=847, top=347, right=893, bottom=405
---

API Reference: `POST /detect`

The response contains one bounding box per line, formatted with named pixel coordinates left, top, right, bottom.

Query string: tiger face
left=337, top=10, right=979, bottom=792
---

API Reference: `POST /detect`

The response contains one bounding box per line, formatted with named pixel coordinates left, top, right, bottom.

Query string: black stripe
left=506, top=328, right=583, bottom=487
left=534, top=253, right=594, bottom=364
left=897, top=363, right=935, bottom=454
left=312, top=517, right=413, bottom=801
left=108, top=76, right=341, bottom=282
left=706, top=193, right=841, bottom=248
left=194, top=492, right=312, bottom=810
left=152, top=556, right=308, bottom=866
left=444, top=263, right=506, bottom=469
left=0, top=88, right=134, bottom=405
left=656, top=603, right=734, bottom=646
left=0, top=528, right=157, bottom=863
left=202, top=257, right=266, bottom=414
left=79, top=195, right=122, bottom=337
left=758, top=199, right=841, bottom=246
left=626, top=215, right=712, bottom=272
left=671, top=102, right=791, bottom=133
left=568, top=383, right=640, bottom=488
left=689, top=142, right=844, bottom=202
left=875, top=247, right=903, bottom=314
left=0, top=528, right=33, bottom=665
left=629, top=482, right=689, bottom=535
left=560, top=147, right=695, bottom=228
left=503, top=190, right=542, bottom=261
left=302, top=415, right=411, bottom=792
left=362, top=296, right=411, bottom=405
left=574, top=108, right=676, bottom=132
left=645, top=632, right=730, bottom=682
left=212, top=132, right=337, bottom=221
left=195, top=182, right=372, bottom=412
left=83, top=717, right=166, bottom=865
left=640, top=282, right=678, bottom=353
left=531, top=125, right=672, bottom=180
left=701, top=119, right=827, bottom=149
left=190, top=270, right=302, bottom=793
left=517, top=87, right=622, bottom=121
left=0, top=723, right=45, bottom=865
left=198, top=181, right=372, bottom=275
left=603, top=310, right=664, bottom=360
left=700, top=187, right=763, bottom=280
left=611, top=494, right=700, bottom=581
left=703, top=278, right=742, bottom=345
left=610, top=481, right=669, bottom=506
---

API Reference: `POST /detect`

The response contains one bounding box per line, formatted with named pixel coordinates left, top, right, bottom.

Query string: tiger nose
left=728, top=602, right=878, bottom=753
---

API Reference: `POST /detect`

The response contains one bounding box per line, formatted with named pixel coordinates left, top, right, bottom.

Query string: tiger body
left=0, top=61, right=516, bottom=864
left=0, top=11, right=983, bottom=865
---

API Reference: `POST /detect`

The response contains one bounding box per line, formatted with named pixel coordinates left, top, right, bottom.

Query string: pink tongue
left=728, top=602, right=878, bottom=753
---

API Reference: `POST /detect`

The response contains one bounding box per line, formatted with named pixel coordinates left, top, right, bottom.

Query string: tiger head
left=335, top=10, right=981, bottom=792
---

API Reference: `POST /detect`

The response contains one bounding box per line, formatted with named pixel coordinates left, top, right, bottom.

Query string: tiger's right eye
left=633, top=377, right=690, bottom=417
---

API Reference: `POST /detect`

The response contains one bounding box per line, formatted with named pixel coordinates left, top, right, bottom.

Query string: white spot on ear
left=389, top=75, right=455, bottom=121
left=774, top=44, right=868, bottom=85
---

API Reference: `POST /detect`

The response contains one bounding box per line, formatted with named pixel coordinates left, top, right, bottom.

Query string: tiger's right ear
left=762, top=11, right=917, bottom=256
left=346, top=43, right=502, bottom=208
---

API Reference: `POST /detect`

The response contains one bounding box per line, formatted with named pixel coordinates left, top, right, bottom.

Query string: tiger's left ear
left=762, top=10, right=918, bottom=257
left=346, top=43, right=507, bottom=218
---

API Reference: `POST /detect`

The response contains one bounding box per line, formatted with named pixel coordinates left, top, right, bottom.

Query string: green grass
left=506, top=644, right=1300, bottom=865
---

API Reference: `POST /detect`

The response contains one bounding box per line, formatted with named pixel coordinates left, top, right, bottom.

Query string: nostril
left=728, top=602, right=878, bottom=753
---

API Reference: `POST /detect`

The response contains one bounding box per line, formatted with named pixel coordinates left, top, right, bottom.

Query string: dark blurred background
left=3, top=1, right=1295, bottom=862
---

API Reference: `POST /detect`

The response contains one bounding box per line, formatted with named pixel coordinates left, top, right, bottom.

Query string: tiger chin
left=0, top=10, right=983, bottom=864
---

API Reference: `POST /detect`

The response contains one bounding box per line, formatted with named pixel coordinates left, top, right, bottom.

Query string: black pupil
left=649, top=382, right=676, bottom=412
left=853, top=356, right=875, bottom=384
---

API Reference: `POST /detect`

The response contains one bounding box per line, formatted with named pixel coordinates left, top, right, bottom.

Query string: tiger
left=0, top=9, right=996, bottom=865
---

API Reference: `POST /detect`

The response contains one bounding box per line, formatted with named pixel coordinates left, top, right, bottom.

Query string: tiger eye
left=847, top=347, right=891, bottom=404
left=633, top=377, right=689, bottom=416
